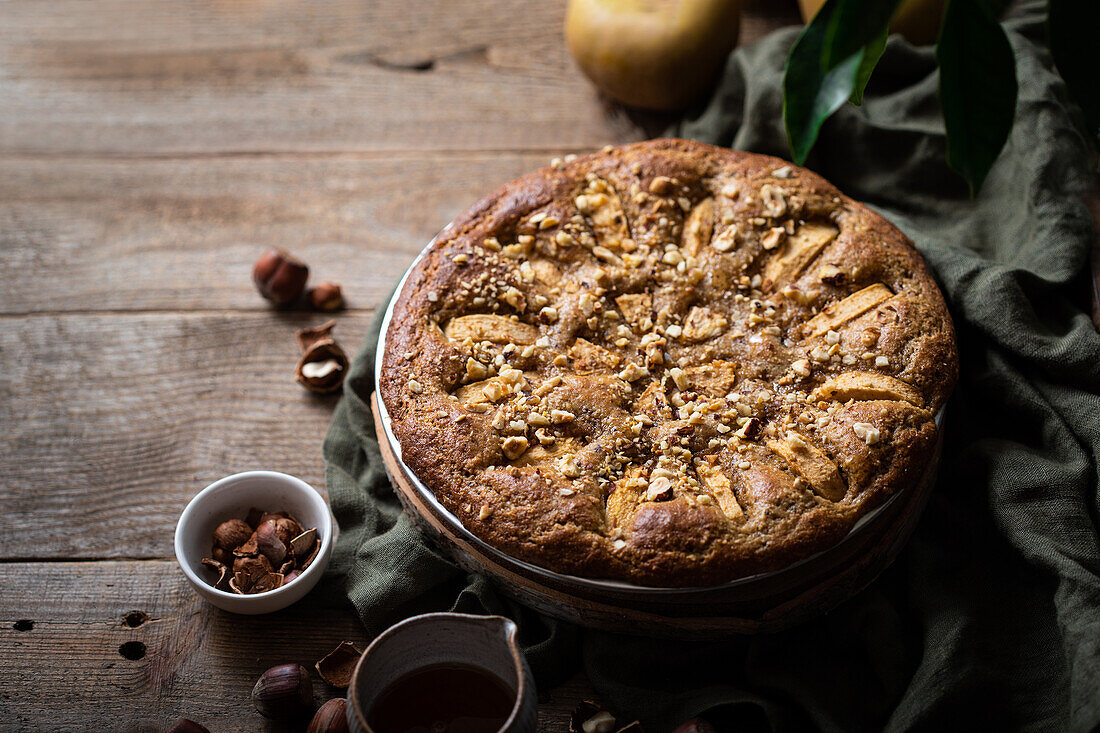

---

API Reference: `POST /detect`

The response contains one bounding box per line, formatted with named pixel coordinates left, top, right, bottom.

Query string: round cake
left=380, top=139, right=957, bottom=587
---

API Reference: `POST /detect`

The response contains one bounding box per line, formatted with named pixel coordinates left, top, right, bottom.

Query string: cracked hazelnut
left=296, top=321, right=349, bottom=394
left=206, top=508, right=318, bottom=594
left=570, top=701, right=644, bottom=733
left=200, top=558, right=230, bottom=591
left=309, top=281, right=344, bottom=311
left=232, top=554, right=273, bottom=591
left=251, top=572, right=285, bottom=593
left=272, top=516, right=304, bottom=547
left=253, top=249, right=310, bottom=305
left=254, top=521, right=288, bottom=566
left=252, top=664, right=314, bottom=720
left=290, top=528, right=318, bottom=559
left=307, top=698, right=349, bottom=733
left=315, top=641, right=363, bottom=688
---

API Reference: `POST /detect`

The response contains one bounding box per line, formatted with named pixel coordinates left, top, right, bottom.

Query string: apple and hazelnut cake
left=380, top=139, right=957, bottom=586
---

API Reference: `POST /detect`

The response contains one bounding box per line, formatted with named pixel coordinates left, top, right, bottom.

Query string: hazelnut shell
left=272, top=516, right=304, bottom=547
left=290, top=528, right=318, bottom=559
left=251, top=572, right=285, bottom=593
left=200, top=558, right=230, bottom=591
left=296, top=341, right=349, bottom=394
left=315, top=641, right=363, bottom=688
left=254, top=521, right=289, bottom=566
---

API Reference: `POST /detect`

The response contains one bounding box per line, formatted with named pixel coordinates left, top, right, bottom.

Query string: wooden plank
left=0, top=312, right=376, bottom=560
left=0, top=0, right=795, bottom=156
left=0, top=0, right=635, bottom=155
left=0, top=560, right=593, bottom=731
left=0, top=153, right=550, bottom=314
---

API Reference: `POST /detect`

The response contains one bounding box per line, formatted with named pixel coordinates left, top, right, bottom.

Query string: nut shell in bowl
left=380, top=139, right=957, bottom=588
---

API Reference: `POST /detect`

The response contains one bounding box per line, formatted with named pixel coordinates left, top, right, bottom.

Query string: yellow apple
left=565, top=0, right=741, bottom=112
left=797, top=0, right=947, bottom=46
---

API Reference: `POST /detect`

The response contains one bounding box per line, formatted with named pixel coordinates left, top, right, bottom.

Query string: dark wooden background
left=0, top=1, right=801, bottom=730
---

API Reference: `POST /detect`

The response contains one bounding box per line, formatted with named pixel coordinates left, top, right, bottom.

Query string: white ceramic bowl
left=174, top=470, right=334, bottom=614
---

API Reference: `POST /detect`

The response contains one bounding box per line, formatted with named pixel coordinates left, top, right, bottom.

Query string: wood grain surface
left=0, top=0, right=798, bottom=729
left=0, top=561, right=590, bottom=732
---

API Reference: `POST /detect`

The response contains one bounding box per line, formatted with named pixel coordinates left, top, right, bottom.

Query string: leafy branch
left=783, top=0, right=1021, bottom=196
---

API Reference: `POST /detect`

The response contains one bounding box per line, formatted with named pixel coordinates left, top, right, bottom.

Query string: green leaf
left=849, top=27, right=888, bottom=106
left=823, top=0, right=903, bottom=69
left=936, top=0, right=1018, bottom=196
left=783, top=0, right=867, bottom=165
left=1049, top=0, right=1100, bottom=138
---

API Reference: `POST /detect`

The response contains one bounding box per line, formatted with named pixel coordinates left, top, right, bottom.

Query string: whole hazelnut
left=307, top=698, right=350, bottom=733
left=165, top=720, right=210, bottom=733
left=253, top=249, right=310, bottom=305
left=251, top=663, right=314, bottom=720
left=309, top=281, right=344, bottom=311
left=672, top=718, right=716, bottom=733
left=213, top=519, right=252, bottom=551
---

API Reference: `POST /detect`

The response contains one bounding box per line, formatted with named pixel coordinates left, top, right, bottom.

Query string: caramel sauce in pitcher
left=367, top=663, right=516, bottom=733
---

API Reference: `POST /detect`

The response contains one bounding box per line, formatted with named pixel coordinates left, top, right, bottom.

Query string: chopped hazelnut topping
left=875, top=355, right=890, bottom=368
left=662, top=250, right=684, bottom=266
left=558, top=456, right=581, bottom=478
left=617, top=362, right=648, bottom=382
left=478, top=504, right=493, bottom=520
left=466, top=359, right=490, bottom=380
left=550, top=409, right=576, bottom=424
left=539, top=306, right=559, bottom=323
left=648, top=176, right=674, bottom=194
left=646, top=477, right=674, bottom=501
left=502, top=435, right=529, bottom=460
left=792, top=359, right=811, bottom=377
left=759, top=184, right=788, bottom=218
left=761, top=227, right=786, bottom=251
left=407, top=379, right=423, bottom=394
left=853, top=422, right=882, bottom=445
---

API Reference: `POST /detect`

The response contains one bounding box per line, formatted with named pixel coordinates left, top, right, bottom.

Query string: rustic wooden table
left=0, top=1, right=799, bottom=730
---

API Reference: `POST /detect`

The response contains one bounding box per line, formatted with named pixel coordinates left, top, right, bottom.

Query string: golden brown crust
left=381, top=139, right=958, bottom=586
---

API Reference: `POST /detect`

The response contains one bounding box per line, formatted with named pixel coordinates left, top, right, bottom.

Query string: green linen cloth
left=323, top=2, right=1100, bottom=729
